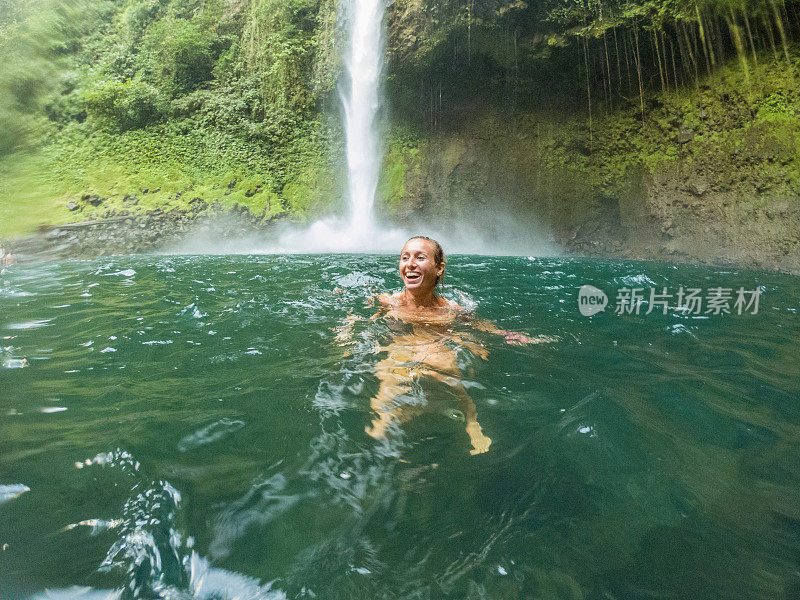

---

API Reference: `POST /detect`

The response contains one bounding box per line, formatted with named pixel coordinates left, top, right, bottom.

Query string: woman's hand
left=502, top=331, right=559, bottom=346
left=502, top=331, right=535, bottom=345
left=333, top=313, right=359, bottom=348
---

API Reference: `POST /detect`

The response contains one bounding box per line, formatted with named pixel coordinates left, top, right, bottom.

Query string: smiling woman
left=343, top=236, right=556, bottom=454
left=378, top=236, right=456, bottom=317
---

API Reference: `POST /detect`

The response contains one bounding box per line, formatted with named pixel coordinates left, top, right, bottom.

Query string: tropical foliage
left=0, top=0, right=798, bottom=234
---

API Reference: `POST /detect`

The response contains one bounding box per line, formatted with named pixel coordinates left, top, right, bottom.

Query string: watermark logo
left=578, top=285, right=609, bottom=317
left=578, top=285, right=762, bottom=316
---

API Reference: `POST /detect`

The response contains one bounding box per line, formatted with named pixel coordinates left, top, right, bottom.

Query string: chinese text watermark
left=578, top=284, right=761, bottom=317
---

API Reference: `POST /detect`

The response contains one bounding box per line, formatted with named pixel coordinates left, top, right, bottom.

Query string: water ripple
left=0, top=255, right=797, bottom=600
left=177, top=418, right=246, bottom=452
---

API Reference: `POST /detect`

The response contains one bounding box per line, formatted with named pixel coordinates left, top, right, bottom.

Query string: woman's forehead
left=401, top=238, right=435, bottom=254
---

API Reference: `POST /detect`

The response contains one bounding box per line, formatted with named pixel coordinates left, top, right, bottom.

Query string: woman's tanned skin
left=368, top=237, right=492, bottom=454
left=336, top=236, right=553, bottom=455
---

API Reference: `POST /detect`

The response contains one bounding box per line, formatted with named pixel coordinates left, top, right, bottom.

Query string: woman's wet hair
left=405, top=236, right=445, bottom=288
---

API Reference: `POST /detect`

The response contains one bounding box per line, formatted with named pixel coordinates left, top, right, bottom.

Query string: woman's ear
left=437, top=262, right=445, bottom=278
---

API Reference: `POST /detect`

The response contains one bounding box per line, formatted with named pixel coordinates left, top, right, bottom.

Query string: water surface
left=1, top=255, right=799, bottom=599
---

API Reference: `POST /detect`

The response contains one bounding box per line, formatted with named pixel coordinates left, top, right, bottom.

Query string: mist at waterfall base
left=168, top=208, right=558, bottom=256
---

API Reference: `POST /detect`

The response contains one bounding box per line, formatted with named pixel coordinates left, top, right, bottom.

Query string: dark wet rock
left=7, top=204, right=287, bottom=263
left=686, top=178, right=708, bottom=197
left=676, top=127, right=696, bottom=144
left=66, top=202, right=79, bottom=211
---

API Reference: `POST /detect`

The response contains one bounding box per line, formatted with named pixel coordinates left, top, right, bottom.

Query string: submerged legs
left=365, top=359, right=492, bottom=455
left=364, top=363, right=413, bottom=439
left=447, top=382, right=492, bottom=455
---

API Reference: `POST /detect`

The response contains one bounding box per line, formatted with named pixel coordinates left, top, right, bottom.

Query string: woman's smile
left=403, top=270, right=422, bottom=286
left=399, top=238, right=443, bottom=293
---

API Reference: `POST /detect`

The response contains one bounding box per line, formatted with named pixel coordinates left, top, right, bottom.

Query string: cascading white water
left=341, top=0, right=384, bottom=239
left=260, top=0, right=407, bottom=252
left=202, top=0, right=554, bottom=255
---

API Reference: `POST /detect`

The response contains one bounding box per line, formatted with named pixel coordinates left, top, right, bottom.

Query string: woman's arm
left=333, top=294, right=390, bottom=349
left=469, top=318, right=558, bottom=346
left=333, top=312, right=360, bottom=344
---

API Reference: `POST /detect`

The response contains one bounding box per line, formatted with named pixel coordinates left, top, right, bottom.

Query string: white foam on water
left=6, top=319, right=52, bottom=330
left=2, top=357, right=28, bottom=368
left=29, top=587, right=122, bottom=600
left=177, top=418, right=246, bottom=452
left=188, top=551, right=287, bottom=600
left=0, top=483, right=30, bottom=503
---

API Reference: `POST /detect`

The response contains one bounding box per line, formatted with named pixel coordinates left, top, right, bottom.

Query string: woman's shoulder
left=437, top=296, right=462, bottom=311
left=377, top=291, right=403, bottom=306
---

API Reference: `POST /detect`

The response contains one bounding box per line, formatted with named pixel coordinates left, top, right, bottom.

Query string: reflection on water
left=1, top=255, right=799, bottom=599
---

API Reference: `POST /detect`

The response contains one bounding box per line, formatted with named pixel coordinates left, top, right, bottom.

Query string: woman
left=337, top=236, right=552, bottom=455
left=0, top=245, right=16, bottom=266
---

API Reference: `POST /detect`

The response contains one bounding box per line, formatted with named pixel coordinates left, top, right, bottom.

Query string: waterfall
left=262, top=0, right=408, bottom=253
left=243, top=0, right=550, bottom=256
left=157, top=0, right=553, bottom=256
left=341, top=0, right=384, bottom=239
left=178, top=0, right=554, bottom=257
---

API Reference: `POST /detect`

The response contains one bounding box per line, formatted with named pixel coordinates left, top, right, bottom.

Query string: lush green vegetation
left=0, top=0, right=341, bottom=236
left=0, top=0, right=798, bottom=237
left=380, top=0, right=800, bottom=214
left=386, top=0, right=800, bottom=117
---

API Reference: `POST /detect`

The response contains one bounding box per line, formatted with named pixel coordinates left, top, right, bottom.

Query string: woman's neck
left=402, top=288, right=438, bottom=308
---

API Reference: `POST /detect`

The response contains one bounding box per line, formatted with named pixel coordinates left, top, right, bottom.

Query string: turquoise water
left=1, top=255, right=799, bottom=600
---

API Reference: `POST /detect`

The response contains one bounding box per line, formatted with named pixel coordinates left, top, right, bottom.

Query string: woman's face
left=399, top=238, right=443, bottom=293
